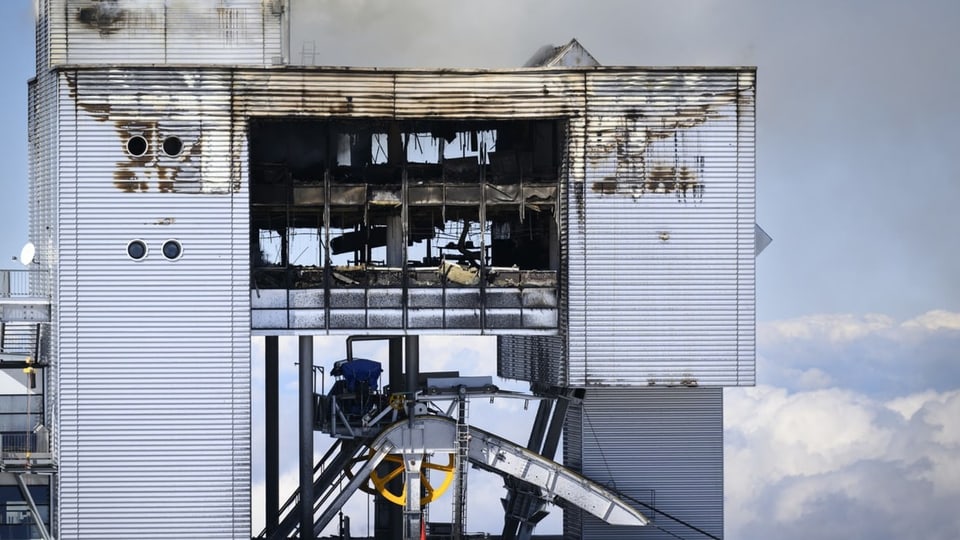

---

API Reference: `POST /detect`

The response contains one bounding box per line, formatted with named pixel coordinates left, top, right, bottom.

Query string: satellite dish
left=19, top=242, right=35, bottom=266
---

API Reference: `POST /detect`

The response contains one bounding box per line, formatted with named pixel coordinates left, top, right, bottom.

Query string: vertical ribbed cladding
left=57, top=68, right=249, bottom=538
left=261, top=0, right=288, bottom=65
left=236, top=68, right=586, bottom=119
left=564, top=69, right=756, bottom=387
left=56, top=71, right=79, bottom=540
left=562, top=397, right=583, bottom=540
left=394, top=71, right=584, bottom=119
left=46, top=0, right=285, bottom=66
left=44, top=0, right=67, bottom=68
left=565, top=76, right=589, bottom=386
left=736, top=71, right=757, bottom=385
left=564, top=388, right=724, bottom=540
left=233, top=69, right=397, bottom=118
left=496, top=335, right=564, bottom=385
left=31, top=4, right=62, bottom=530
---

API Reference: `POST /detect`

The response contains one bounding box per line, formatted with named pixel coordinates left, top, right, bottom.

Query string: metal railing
left=0, top=429, right=50, bottom=455
left=0, top=270, right=46, bottom=298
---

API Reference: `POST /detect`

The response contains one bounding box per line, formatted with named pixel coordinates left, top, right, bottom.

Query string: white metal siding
left=563, top=388, right=724, bottom=540
left=29, top=36, right=63, bottom=532
left=46, top=0, right=286, bottom=67
left=567, top=70, right=756, bottom=387
left=237, top=67, right=754, bottom=381
left=56, top=69, right=250, bottom=539
left=44, top=64, right=752, bottom=536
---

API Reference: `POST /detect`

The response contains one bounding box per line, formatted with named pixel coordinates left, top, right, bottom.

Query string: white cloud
left=728, top=310, right=960, bottom=539
left=726, top=386, right=960, bottom=540
left=759, top=313, right=896, bottom=345
left=902, top=310, right=960, bottom=332
left=757, top=310, right=960, bottom=397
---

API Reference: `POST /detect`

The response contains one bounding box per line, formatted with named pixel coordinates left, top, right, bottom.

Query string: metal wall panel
left=42, top=64, right=752, bottom=536
left=394, top=71, right=585, bottom=119
left=46, top=0, right=286, bottom=67
left=563, top=388, right=724, bottom=540
left=235, top=66, right=753, bottom=381
left=567, top=70, right=756, bottom=387
left=29, top=15, right=63, bottom=529
left=496, top=335, right=565, bottom=385
left=56, top=69, right=250, bottom=539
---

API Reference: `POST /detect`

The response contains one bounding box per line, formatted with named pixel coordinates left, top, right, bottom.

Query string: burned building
left=4, top=1, right=757, bottom=539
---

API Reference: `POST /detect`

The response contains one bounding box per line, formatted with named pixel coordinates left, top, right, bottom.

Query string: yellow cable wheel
left=349, top=450, right=456, bottom=506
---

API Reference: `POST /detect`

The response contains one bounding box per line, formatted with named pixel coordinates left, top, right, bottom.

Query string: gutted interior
left=249, top=118, right=564, bottom=332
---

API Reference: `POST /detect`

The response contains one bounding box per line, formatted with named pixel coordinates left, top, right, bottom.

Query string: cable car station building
left=3, top=1, right=756, bottom=538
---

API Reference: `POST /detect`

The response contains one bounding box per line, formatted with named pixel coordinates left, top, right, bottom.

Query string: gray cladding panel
left=568, top=70, right=756, bottom=387
left=47, top=0, right=286, bottom=66
left=56, top=70, right=249, bottom=538
left=563, top=388, right=723, bottom=540
left=497, top=335, right=565, bottom=386
left=47, top=64, right=753, bottom=536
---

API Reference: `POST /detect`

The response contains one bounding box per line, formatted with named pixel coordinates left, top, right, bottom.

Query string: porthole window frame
left=161, top=239, right=183, bottom=261
left=161, top=135, right=184, bottom=158
left=126, top=135, right=149, bottom=158
left=126, top=239, right=149, bottom=261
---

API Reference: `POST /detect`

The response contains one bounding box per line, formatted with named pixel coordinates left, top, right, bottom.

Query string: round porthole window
left=162, top=239, right=182, bottom=261
left=162, top=136, right=183, bottom=157
left=126, top=135, right=149, bottom=157
left=127, top=239, right=148, bottom=261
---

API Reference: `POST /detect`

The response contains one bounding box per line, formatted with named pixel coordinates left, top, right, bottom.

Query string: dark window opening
left=161, top=136, right=183, bottom=157
left=127, top=239, right=148, bottom=260
left=126, top=135, right=148, bottom=157
left=162, top=240, right=182, bottom=260
left=249, top=118, right=563, bottom=291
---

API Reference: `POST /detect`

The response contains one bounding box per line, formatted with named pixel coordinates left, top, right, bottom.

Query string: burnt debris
left=249, top=118, right=563, bottom=292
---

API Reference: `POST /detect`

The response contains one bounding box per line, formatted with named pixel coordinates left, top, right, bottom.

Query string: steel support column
left=405, top=335, right=419, bottom=425
left=376, top=338, right=405, bottom=540
left=265, top=335, right=280, bottom=536
left=298, top=335, right=315, bottom=540
left=15, top=474, right=51, bottom=540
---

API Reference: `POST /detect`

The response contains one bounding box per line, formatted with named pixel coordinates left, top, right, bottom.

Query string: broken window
left=249, top=118, right=563, bottom=296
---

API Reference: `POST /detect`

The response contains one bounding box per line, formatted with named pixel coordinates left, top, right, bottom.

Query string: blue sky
left=1, top=1, right=958, bottom=538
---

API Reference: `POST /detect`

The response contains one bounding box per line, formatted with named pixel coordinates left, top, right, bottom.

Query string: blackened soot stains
left=592, top=165, right=703, bottom=202
left=114, top=123, right=155, bottom=192
left=157, top=166, right=173, bottom=193
left=593, top=179, right=617, bottom=195
left=77, top=1, right=126, bottom=36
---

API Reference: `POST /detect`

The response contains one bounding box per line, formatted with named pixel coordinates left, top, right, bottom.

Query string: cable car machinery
left=259, top=335, right=648, bottom=540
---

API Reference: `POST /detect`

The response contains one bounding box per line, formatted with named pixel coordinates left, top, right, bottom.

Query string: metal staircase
left=0, top=269, right=54, bottom=540
left=258, top=438, right=364, bottom=540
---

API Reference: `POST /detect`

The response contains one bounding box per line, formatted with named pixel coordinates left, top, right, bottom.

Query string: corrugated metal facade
left=497, top=335, right=565, bottom=386
left=46, top=0, right=287, bottom=67
left=30, top=2, right=62, bottom=532
left=563, top=388, right=724, bottom=540
left=37, top=51, right=752, bottom=536
left=234, top=69, right=754, bottom=382
left=484, top=70, right=755, bottom=387
left=567, top=71, right=756, bottom=387
left=56, top=69, right=249, bottom=538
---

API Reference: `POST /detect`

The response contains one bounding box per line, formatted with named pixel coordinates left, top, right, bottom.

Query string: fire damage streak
left=65, top=71, right=230, bottom=195
left=588, top=95, right=739, bottom=204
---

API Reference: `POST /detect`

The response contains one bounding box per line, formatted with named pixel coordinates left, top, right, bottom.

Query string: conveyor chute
left=304, top=415, right=648, bottom=537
